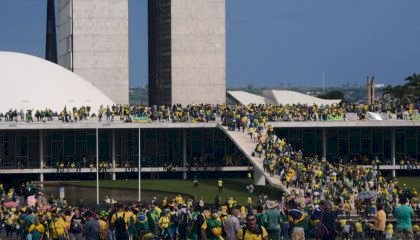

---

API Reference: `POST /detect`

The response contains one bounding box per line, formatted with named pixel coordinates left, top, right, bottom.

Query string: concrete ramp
left=217, top=124, right=288, bottom=192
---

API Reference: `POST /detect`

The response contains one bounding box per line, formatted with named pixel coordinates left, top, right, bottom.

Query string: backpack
left=181, top=211, right=192, bottom=226
left=169, top=212, right=178, bottom=225
left=115, top=213, right=127, bottom=235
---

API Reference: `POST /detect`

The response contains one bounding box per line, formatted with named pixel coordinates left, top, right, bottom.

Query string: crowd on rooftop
left=0, top=101, right=419, bottom=123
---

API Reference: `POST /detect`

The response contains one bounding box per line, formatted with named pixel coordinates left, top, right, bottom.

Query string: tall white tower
left=148, top=0, right=226, bottom=106
left=58, top=0, right=129, bottom=104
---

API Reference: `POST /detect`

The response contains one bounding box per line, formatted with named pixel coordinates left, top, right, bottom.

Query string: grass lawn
left=396, top=176, right=420, bottom=190
left=54, top=176, right=419, bottom=207
left=69, top=178, right=282, bottom=205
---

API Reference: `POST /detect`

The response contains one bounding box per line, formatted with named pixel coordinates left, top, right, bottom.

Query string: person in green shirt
left=256, top=205, right=267, bottom=228
left=188, top=206, right=205, bottom=240
left=280, top=205, right=290, bottom=240
left=394, top=197, right=414, bottom=240
left=135, top=212, right=150, bottom=240
left=264, top=201, right=281, bottom=240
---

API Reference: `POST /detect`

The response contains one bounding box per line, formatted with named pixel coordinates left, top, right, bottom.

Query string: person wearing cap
left=265, top=201, right=281, bottom=240
left=201, top=208, right=223, bottom=240
left=83, top=211, right=99, bottom=240
left=98, top=211, right=109, bottom=240
left=236, top=213, right=268, bottom=240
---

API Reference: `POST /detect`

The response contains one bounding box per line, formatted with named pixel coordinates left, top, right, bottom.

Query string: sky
left=0, top=0, right=419, bottom=88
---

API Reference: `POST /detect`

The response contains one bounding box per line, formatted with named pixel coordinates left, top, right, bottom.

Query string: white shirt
left=225, top=215, right=241, bottom=240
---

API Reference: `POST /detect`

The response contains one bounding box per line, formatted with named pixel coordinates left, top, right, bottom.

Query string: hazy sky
left=1, top=0, right=419, bottom=88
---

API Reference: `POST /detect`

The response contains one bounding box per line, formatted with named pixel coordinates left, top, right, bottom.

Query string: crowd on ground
left=240, top=117, right=420, bottom=240
left=0, top=178, right=419, bottom=240
left=0, top=102, right=419, bottom=123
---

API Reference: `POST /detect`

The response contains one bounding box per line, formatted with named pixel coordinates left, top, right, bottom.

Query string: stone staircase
left=218, top=124, right=291, bottom=193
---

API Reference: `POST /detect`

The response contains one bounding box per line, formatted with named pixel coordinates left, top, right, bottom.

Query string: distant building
left=148, top=0, right=226, bottom=106
left=57, top=0, right=129, bottom=104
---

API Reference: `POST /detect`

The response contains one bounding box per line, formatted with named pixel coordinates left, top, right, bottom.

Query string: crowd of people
left=246, top=119, right=420, bottom=239
left=0, top=177, right=419, bottom=240
left=0, top=102, right=419, bottom=124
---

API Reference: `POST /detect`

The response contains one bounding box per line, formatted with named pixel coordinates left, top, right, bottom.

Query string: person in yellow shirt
left=98, top=211, right=109, bottom=240
left=218, top=179, right=223, bottom=193
left=28, top=217, right=45, bottom=240
left=354, top=218, right=363, bottom=240
left=385, top=223, right=394, bottom=239
left=111, top=205, right=129, bottom=240
left=49, top=214, right=68, bottom=240
left=237, top=213, right=268, bottom=240
left=158, top=210, right=170, bottom=238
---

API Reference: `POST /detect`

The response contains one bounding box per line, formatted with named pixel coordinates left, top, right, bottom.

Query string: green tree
left=404, top=73, right=420, bottom=98
left=382, top=85, right=394, bottom=98
left=404, top=73, right=420, bottom=88
left=317, top=90, right=344, bottom=101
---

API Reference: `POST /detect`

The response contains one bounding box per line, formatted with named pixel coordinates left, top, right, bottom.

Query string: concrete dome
left=0, top=51, right=114, bottom=113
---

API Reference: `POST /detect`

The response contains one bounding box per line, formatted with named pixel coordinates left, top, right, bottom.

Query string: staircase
left=218, top=123, right=290, bottom=193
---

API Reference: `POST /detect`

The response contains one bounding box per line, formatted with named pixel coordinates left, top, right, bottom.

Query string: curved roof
left=227, top=91, right=274, bottom=105
left=0, top=52, right=114, bottom=113
left=263, top=90, right=341, bottom=106
left=227, top=90, right=341, bottom=106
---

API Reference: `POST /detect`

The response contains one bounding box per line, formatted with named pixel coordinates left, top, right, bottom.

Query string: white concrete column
left=40, top=130, right=44, bottom=182
left=322, top=128, right=327, bottom=161
left=391, top=127, right=396, bottom=177
left=254, top=169, right=265, bottom=186
left=182, top=129, right=187, bottom=180
left=112, top=129, right=116, bottom=181
left=96, top=128, right=99, bottom=205
left=138, top=128, right=141, bottom=202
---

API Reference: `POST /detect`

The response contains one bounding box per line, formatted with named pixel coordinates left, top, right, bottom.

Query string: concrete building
left=58, top=0, right=129, bottom=104
left=0, top=121, right=419, bottom=183
left=148, top=0, right=226, bottom=106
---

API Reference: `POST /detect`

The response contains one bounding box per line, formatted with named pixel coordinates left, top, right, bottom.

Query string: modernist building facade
left=148, top=0, right=226, bottom=106
left=57, top=0, right=129, bottom=104
left=0, top=122, right=419, bottom=182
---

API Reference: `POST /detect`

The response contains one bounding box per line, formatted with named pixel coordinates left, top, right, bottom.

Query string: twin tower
left=55, top=0, right=226, bottom=105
